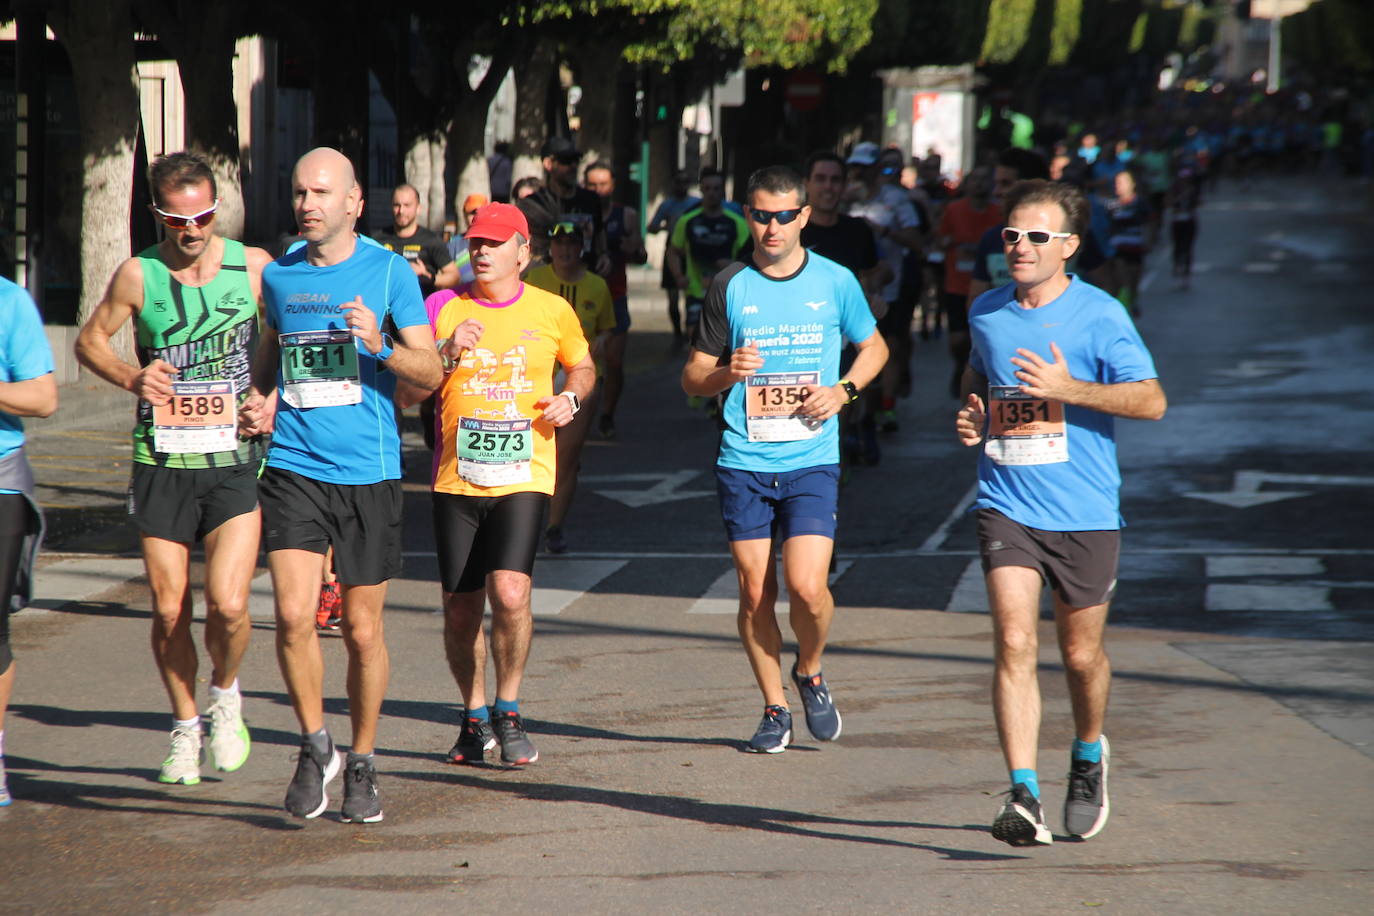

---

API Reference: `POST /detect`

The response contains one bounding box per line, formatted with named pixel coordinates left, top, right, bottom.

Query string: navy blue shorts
left=714, top=465, right=840, bottom=542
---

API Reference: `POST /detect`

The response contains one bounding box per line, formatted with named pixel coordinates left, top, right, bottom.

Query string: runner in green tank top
left=76, top=152, right=275, bottom=788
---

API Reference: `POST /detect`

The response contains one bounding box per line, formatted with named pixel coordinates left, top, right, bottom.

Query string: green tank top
left=133, top=238, right=264, bottom=468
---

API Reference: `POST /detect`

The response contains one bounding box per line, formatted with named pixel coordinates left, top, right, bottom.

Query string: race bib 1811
left=152, top=380, right=238, bottom=454
left=985, top=385, right=1069, bottom=466
left=280, top=329, right=361, bottom=408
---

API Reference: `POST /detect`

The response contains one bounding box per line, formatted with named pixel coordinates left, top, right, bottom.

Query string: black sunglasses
left=748, top=207, right=804, bottom=226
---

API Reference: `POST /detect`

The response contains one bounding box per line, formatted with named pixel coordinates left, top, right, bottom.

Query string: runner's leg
left=269, top=548, right=329, bottom=734
left=731, top=537, right=785, bottom=707
left=142, top=535, right=198, bottom=721
left=781, top=534, right=835, bottom=676
left=339, top=582, right=389, bottom=755
left=987, top=564, right=1044, bottom=773
left=1054, top=597, right=1112, bottom=743
left=486, top=570, right=533, bottom=703
left=443, top=589, right=488, bottom=711
left=201, top=509, right=259, bottom=689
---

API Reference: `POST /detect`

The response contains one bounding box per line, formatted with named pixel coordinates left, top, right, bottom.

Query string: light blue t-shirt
left=263, top=239, right=427, bottom=484
left=0, top=278, right=55, bottom=476
left=968, top=276, right=1157, bottom=531
left=695, top=252, right=877, bottom=472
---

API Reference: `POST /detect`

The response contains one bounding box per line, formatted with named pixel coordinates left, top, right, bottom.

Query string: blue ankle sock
left=1011, top=768, right=1040, bottom=799
left=465, top=705, right=490, bottom=722
left=1072, top=738, right=1102, bottom=763
left=493, top=698, right=519, bottom=716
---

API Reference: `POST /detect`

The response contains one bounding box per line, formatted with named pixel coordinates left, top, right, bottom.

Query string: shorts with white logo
left=976, top=508, right=1119, bottom=609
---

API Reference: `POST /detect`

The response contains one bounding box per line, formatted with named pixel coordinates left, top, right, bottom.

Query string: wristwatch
left=839, top=379, right=859, bottom=403
left=375, top=333, right=395, bottom=361
left=559, top=390, right=581, bottom=415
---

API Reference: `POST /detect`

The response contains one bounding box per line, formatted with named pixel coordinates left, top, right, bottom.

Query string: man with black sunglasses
left=955, top=179, right=1166, bottom=848
left=514, top=136, right=607, bottom=272
left=683, top=165, right=887, bottom=754
left=76, top=151, right=274, bottom=789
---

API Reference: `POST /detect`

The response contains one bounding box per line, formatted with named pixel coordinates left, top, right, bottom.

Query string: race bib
left=745, top=372, right=823, bottom=442
left=152, top=380, right=237, bottom=454
left=458, top=417, right=533, bottom=487
left=985, top=385, right=1069, bottom=466
left=280, top=330, right=361, bottom=408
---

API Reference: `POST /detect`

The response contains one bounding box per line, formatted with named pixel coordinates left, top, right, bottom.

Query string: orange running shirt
left=432, top=282, right=589, bottom=497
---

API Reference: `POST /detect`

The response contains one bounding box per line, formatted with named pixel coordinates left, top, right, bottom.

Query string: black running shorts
left=259, top=467, right=402, bottom=586
left=433, top=491, right=548, bottom=593
left=128, top=461, right=259, bottom=544
left=976, top=507, right=1119, bottom=609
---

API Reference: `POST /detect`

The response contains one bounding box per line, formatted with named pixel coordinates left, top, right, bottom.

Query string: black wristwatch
left=839, top=379, right=859, bottom=403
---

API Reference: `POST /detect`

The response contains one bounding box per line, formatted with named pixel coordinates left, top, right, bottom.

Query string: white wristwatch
left=558, top=390, right=580, bottom=415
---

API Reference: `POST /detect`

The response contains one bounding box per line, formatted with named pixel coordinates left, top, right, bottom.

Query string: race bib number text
left=280, top=329, right=361, bottom=408
left=985, top=385, right=1069, bottom=466
left=457, top=417, right=534, bottom=487
left=746, top=372, right=823, bottom=442
left=152, top=380, right=237, bottom=454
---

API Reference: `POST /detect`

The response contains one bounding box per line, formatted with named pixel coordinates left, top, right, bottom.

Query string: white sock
left=0, top=729, right=5, bottom=757
left=174, top=716, right=200, bottom=731
left=209, top=679, right=240, bottom=700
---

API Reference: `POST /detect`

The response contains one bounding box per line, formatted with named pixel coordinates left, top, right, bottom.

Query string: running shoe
left=746, top=705, right=792, bottom=754
left=599, top=415, right=617, bottom=440
left=492, top=710, right=539, bottom=765
left=1064, top=735, right=1111, bottom=840
left=316, top=582, right=342, bottom=631
left=790, top=661, right=842, bottom=741
left=992, top=783, right=1053, bottom=846
left=0, top=757, right=11, bottom=806
left=447, top=715, right=497, bottom=765
left=207, top=689, right=251, bottom=772
left=340, top=756, right=384, bottom=824
left=158, top=722, right=203, bottom=785
left=545, top=526, right=568, bottom=555
left=284, top=737, right=341, bottom=819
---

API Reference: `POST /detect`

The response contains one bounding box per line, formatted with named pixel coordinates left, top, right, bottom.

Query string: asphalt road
left=2, top=173, right=1370, bottom=914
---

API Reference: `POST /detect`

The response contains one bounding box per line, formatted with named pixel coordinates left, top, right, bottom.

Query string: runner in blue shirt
left=683, top=165, right=887, bottom=754
left=241, top=147, right=442, bottom=825
left=955, top=179, right=1166, bottom=847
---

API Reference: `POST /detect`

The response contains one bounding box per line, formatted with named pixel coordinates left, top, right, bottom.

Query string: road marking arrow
left=1183, top=470, right=1374, bottom=508
left=583, top=470, right=716, bottom=508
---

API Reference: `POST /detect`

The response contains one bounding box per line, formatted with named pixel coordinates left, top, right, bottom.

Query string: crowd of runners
left=20, top=81, right=1365, bottom=843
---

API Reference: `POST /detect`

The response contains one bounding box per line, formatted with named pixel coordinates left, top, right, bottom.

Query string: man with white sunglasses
left=76, top=152, right=273, bottom=787
left=683, top=165, right=887, bottom=754
left=955, top=179, right=1166, bottom=847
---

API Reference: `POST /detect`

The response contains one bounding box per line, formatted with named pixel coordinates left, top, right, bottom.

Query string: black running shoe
left=1064, top=735, right=1111, bottom=839
left=447, top=715, right=497, bottom=765
left=340, top=755, right=384, bottom=824
left=492, top=710, right=539, bottom=765
left=992, top=783, right=1053, bottom=846
left=746, top=705, right=793, bottom=754
left=284, top=738, right=341, bottom=819
left=790, top=660, right=842, bottom=741
left=598, top=415, right=617, bottom=440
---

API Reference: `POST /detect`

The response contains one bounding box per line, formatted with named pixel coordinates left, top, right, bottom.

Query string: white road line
left=1205, top=583, right=1334, bottom=612
left=1206, top=556, right=1324, bottom=577
left=917, top=482, right=979, bottom=552
left=944, top=559, right=987, bottom=614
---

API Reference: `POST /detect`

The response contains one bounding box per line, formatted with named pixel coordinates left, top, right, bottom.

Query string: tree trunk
left=403, top=131, right=448, bottom=231
left=174, top=27, right=246, bottom=238
left=50, top=0, right=141, bottom=358
left=572, top=48, right=622, bottom=167
left=511, top=36, right=559, bottom=185
left=449, top=95, right=492, bottom=214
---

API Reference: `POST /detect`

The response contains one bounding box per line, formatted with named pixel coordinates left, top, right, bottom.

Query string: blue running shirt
left=263, top=240, right=427, bottom=484
left=695, top=252, right=876, bottom=472
left=0, top=278, right=54, bottom=489
left=968, top=276, right=1158, bottom=531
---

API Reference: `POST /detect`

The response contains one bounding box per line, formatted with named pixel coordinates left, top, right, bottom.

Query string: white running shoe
left=207, top=690, right=251, bottom=773
left=158, top=723, right=203, bottom=785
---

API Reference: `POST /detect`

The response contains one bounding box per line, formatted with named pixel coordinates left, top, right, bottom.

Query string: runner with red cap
left=399, top=202, right=595, bottom=767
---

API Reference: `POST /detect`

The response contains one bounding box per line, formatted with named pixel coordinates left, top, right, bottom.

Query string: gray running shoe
left=992, top=783, right=1053, bottom=846
left=340, top=755, right=384, bottom=824
left=207, top=690, right=251, bottom=772
left=492, top=710, right=539, bottom=765
left=746, top=705, right=793, bottom=754
left=790, top=660, right=842, bottom=741
left=284, top=737, right=341, bottom=819
left=0, top=756, right=11, bottom=806
left=1064, top=735, right=1111, bottom=839
left=447, top=715, right=497, bottom=765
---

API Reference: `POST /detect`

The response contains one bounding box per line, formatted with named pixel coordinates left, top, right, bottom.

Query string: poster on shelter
left=911, top=91, right=966, bottom=182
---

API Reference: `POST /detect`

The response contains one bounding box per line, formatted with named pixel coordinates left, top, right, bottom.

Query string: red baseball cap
left=464, top=202, right=529, bottom=242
